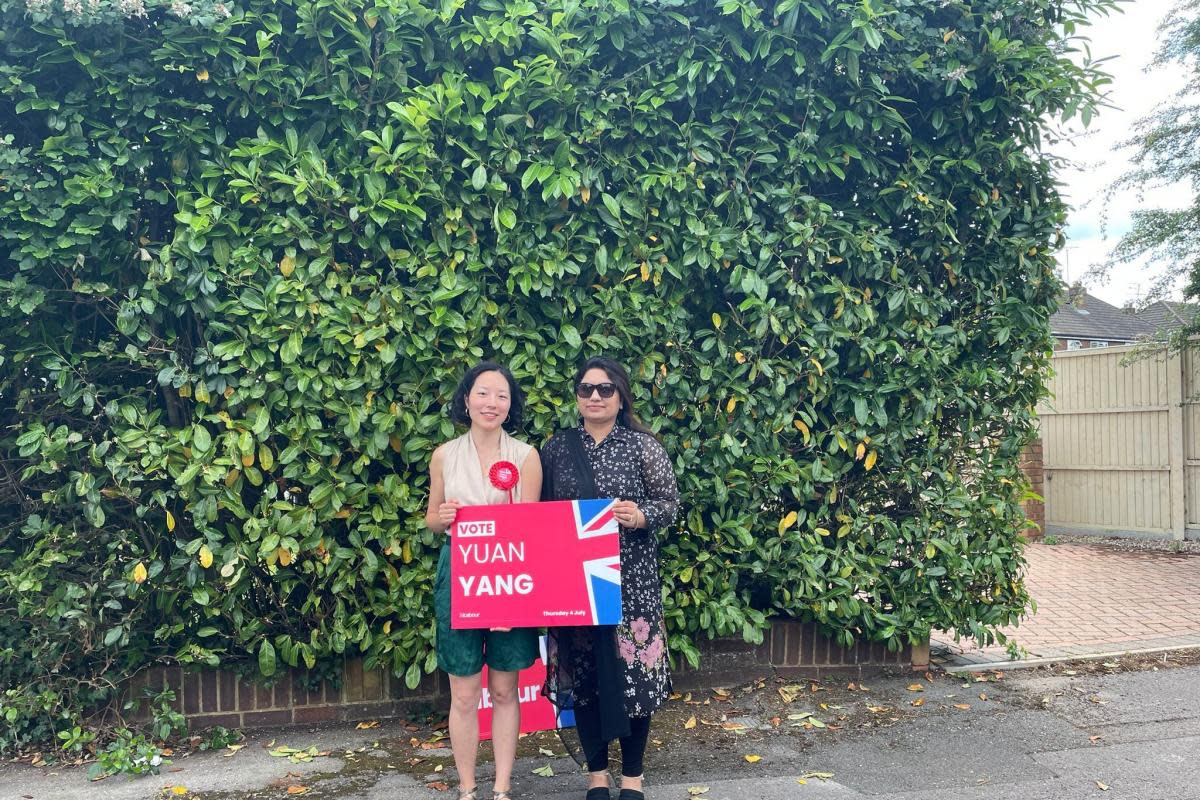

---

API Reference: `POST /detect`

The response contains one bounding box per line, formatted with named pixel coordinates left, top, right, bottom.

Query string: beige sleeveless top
left=442, top=430, right=534, bottom=506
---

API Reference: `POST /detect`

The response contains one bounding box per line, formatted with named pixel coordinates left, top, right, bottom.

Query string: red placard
left=450, top=499, right=622, bottom=630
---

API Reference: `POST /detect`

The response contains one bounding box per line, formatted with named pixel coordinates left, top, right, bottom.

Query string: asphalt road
left=4, top=654, right=1199, bottom=800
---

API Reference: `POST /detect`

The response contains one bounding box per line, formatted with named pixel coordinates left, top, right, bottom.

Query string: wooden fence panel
left=1184, top=348, right=1200, bottom=530
left=1039, top=344, right=1196, bottom=540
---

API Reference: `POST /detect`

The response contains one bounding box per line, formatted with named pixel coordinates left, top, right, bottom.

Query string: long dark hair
left=449, top=361, right=525, bottom=431
left=573, top=356, right=654, bottom=436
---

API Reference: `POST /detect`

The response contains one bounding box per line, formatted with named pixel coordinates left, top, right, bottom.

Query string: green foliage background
left=1, top=0, right=1109, bottom=749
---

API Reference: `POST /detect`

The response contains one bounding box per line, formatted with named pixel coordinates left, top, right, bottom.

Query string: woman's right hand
left=438, top=499, right=463, bottom=529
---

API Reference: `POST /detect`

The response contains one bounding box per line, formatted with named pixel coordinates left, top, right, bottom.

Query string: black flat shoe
left=585, top=788, right=611, bottom=800
left=617, top=790, right=645, bottom=800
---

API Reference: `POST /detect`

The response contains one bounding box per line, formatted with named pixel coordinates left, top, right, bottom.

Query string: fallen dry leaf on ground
left=744, top=754, right=762, bottom=763
left=796, top=767, right=835, bottom=782
left=907, top=683, right=924, bottom=692
left=911, top=698, right=925, bottom=707
left=778, top=684, right=804, bottom=703
left=686, top=787, right=709, bottom=796
left=285, top=787, right=309, bottom=795
left=355, top=720, right=380, bottom=729
left=953, top=704, right=972, bottom=710
left=532, top=764, right=555, bottom=777
left=684, top=715, right=697, bottom=729
left=426, top=781, right=449, bottom=791
left=1096, top=780, right=1111, bottom=791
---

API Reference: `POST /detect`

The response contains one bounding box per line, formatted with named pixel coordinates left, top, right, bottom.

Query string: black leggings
left=573, top=706, right=651, bottom=776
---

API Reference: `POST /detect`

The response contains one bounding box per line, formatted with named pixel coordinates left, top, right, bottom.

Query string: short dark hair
left=573, top=356, right=654, bottom=436
left=449, top=361, right=525, bottom=431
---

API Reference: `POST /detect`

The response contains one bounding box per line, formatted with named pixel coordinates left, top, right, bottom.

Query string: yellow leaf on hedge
left=580, top=185, right=591, bottom=204
left=195, top=382, right=211, bottom=404
left=166, top=510, right=176, bottom=532
left=640, top=261, right=650, bottom=281
left=712, top=312, right=722, bottom=329
left=794, top=420, right=810, bottom=442
left=810, top=358, right=824, bottom=376
left=132, top=562, right=148, bottom=584
left=855, top=442, right=866, bottom=461
left=353, top=332, right=366, bottom=349
left=778, top=511, right=798, bottom=535
left=196, top=68, right=209, bottom=81
left=278, top=548, right=293, bottom=567
left=389, top=435, right=403, bottom=453
left=734, top=351, right=746, bottom=363
left=383, top=620, right=392, bottom=635
left=402, top=541, right=412, bottom=564
left=925, top=542, right=936, bottom=559
left=279, top=255, right=296, bottom=276
left=241, top=452, right=255, bottom=468
left=726, top=397, right=737, bottom=413
left=865, top=450, right=878, bottom=471
left=199, top=545, right=214, bottom=569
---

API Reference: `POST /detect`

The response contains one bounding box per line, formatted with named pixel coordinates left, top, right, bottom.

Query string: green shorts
left=434, top=543, right=539, bottom=676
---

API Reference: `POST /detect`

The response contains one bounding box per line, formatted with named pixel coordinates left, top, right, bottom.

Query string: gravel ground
left=1041, top=533, right=1200, bottom=554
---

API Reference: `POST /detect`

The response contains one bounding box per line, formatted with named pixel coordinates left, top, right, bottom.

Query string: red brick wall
left=127, top=660, right=448, bottom=730
left=1020, top=438, right=1045, bottom=539
left=127, top=623, right=930, bottom=731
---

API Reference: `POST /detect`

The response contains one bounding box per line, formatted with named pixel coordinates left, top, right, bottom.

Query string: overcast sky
left=1053, top=0, right=1189, bottom=308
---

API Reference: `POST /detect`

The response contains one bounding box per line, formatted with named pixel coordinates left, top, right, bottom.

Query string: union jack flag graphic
left=572, top=499, right=623, bottom=625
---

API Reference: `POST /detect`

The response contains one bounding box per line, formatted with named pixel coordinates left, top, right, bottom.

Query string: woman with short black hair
left=425, top=361, right=543, bottom=800
left=541, top=356, right=680, bottom=800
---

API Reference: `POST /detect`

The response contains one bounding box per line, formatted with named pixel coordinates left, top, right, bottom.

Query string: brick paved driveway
left=933, top=541, right=1200, bottom=669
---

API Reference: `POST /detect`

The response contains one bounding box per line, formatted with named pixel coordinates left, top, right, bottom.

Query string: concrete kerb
left=939, top=642, right=1200, bottom=674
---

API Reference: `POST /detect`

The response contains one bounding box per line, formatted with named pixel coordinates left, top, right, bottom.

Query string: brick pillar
left=1019, top=438, right=1044, bottom=539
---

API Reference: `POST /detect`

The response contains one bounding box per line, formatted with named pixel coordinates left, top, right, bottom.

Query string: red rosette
left=489, top=460, right=519, bottom=503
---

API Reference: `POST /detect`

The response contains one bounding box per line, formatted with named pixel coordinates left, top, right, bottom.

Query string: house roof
left=1134, top=300, right=1199, bottom=334
left=1049, top=289, right=1156, bottom=341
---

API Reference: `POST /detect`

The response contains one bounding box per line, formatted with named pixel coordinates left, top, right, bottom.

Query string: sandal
left=458, top=789, right=479, bottom=800
left=493, top=792, right=513, bottom=800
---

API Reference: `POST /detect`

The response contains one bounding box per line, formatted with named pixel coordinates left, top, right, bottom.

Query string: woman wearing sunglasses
left=540, top=356, right=680, bottom=800
left=424, top=361, right=543, bottom=800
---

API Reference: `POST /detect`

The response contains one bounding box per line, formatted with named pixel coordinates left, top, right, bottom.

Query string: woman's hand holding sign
left=437, top=499, right=463, bottom=530
left=612, top=499, right=646, bottom=529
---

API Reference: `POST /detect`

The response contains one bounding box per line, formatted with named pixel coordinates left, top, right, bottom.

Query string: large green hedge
left=1, top=0, right=1109, bottom=749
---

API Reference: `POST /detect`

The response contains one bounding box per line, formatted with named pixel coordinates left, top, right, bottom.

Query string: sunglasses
left=575, top=382, right=618, bottom=399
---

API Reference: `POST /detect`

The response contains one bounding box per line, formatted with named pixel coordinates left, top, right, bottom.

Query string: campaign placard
left=450, top=499, right=622, bottom=630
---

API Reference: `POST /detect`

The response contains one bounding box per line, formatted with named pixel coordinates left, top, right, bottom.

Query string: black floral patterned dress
left=541, top=423, right=680, bottom=719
